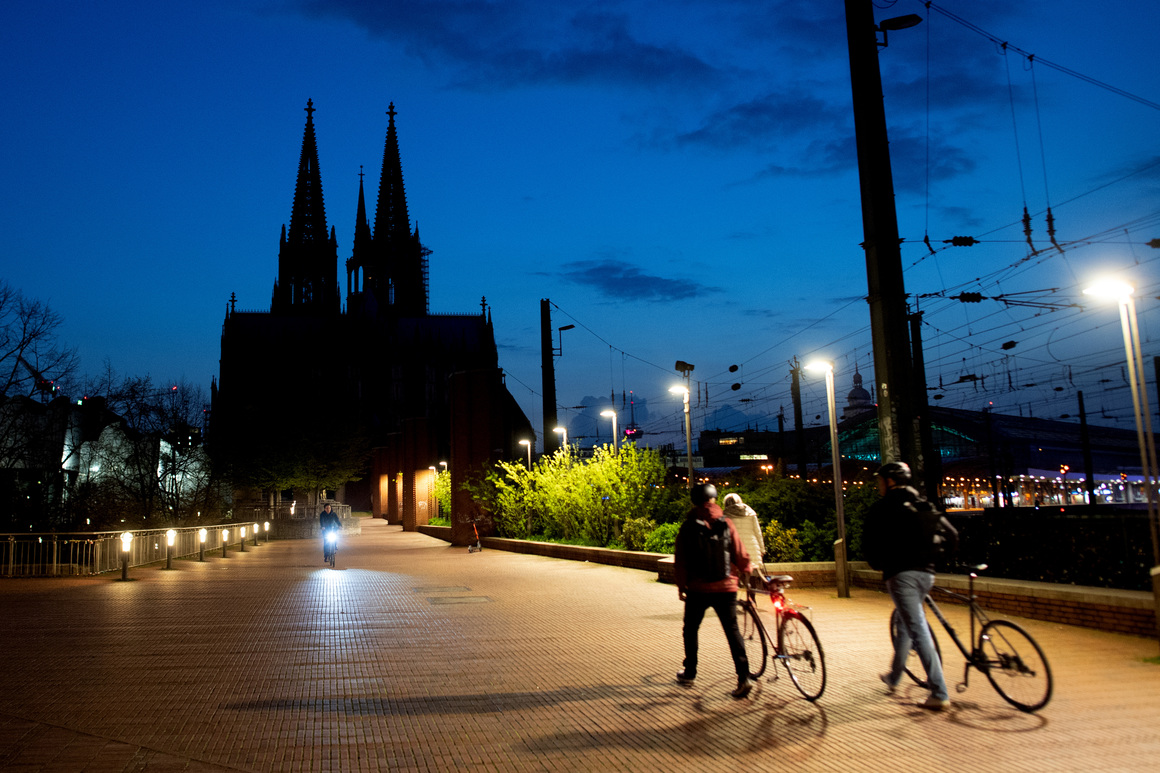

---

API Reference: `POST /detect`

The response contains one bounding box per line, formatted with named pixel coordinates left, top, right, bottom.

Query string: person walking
left=722, top=492, right=765, bottom=578
left=863, top=462, right=958, bottom=711
left=674, top=483, right=755, bottom=699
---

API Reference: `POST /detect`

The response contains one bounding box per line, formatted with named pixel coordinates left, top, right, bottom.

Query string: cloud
left=558, top=259, right=719, bottom=301
left=295, top=0, right=723, bottom=90
left=673, top=89, right=849, bottom=150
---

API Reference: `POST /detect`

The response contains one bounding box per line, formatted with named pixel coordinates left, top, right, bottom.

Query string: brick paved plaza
left=1, top=518, right=1158, bottom=772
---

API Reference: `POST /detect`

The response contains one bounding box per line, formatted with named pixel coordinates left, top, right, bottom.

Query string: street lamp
left=600, top=410, right=618, bottom=451
left=120, top=531, right=132, bottom=581
left=165, top=529, right=176, bottom=570
left=554, top=426, right=568, bottom=450
left=1083, top=278, right=1160, bottom=645
left=669, top=385, right=693, bottom=489
left=199, top=527, right=207, bottom=560
left=519, top=439, right=532, bottom=470
left=806, top=359, right=850, bottom=598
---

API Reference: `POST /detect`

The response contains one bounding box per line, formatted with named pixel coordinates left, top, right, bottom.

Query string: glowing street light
left=239, top=525, right=247, bottom=552
left=199, top=527, right=207, bottom=561
left=263, top=521, right=270, bottom=543
left=1083, top=278, right=1160, bottom=645
left=519, top=439, right=532, bottom=470
left=669, top=385, right=693, bottom=489
left=221, top=529, right=229, bottom=559
left=554, top=426, right=568, bottom=450
left=120, top=531, right=132, bottom=581
left=805, top=359, right=849, bottom=598
left=600, top=410, right=618, bottom=451
left=165, top=529, right=176, bottom=570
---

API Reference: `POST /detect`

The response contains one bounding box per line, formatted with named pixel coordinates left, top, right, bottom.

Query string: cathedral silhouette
left=212, top=100, right=531, bottom=535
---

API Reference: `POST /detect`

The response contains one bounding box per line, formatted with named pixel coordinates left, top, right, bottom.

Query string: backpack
left=909, top=500, right=958, bottom=569
left=688, top=517, right=732, bottom=582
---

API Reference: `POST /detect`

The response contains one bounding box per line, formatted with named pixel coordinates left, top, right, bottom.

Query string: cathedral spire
left=273, top=99, right=340, bottom=315
left=373, top=102, right=410, bottom=240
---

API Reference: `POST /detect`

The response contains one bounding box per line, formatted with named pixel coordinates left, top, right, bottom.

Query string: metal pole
left=1117, top=298, right=1160, bottom=648
left=824, top=368, right=850, bottom=598
left=844, top=0, right=918, bottom=469
left=683, top=387, right=693, bottom=488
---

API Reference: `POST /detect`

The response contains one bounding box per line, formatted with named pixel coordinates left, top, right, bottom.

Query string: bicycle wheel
left=328, top=547, right=336, bottom=568
left=889, top=607, right=942, bottom=688
left=978, top=620, right=1053, bottom=712
left=735, top=601, right=768, bottom=679
left=778, top=612, right=826, bottom=701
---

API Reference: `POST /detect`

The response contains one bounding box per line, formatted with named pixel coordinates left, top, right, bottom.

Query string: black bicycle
left=735, top=574, right=826, bottom=701
left=891, top=564, right=1053, bottom=712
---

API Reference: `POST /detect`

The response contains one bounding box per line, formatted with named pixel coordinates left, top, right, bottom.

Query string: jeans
left=886, top=570, right=949, bottom=701
left=682, top=591, right=749, bottom=680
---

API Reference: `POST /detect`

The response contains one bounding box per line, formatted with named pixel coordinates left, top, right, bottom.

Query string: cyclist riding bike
left=319, top=503, right=341, bottom=564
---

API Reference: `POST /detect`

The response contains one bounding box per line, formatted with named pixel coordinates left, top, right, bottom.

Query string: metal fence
left=1, top=522, right=271, bottom=577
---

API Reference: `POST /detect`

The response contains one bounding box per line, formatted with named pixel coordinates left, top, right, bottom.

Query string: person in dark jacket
left=319, top=504, right=341, bottom=562
left=863, top=462, right=958, bottom=711
left=674, top=483, right=755, bottom=699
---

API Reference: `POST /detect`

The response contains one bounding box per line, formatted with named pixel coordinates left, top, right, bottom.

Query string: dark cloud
left=673, top=90, right=848, bottom=149
left=296, top=0, right=722, bottom=90
left=559, top=259, right=719, bottom=301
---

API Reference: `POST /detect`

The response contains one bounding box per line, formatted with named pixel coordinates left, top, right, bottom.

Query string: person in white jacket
left=721, top=492, right=765, bottom=578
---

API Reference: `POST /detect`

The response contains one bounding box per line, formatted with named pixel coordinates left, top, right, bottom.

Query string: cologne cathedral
left=212, top=101, right=531, bottom=531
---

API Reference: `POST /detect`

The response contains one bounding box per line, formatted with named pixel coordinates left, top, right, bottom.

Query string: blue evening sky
left=4, top=0, right=1158, bottom=451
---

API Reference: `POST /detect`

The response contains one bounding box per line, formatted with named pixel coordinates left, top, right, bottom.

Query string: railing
left=1, top=522, right=270, bottom=577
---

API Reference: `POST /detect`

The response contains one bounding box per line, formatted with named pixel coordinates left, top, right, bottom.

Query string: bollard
left=120, top=532, right=132, bottom=581
left=239, top=526, right=247, bottom=553
left=222, top=529, right=229, bottom=558
left=264, top=521, right=271, bottom=542
left=198, top=528, right=207, bottom=561
left=253, top=524, right=259, bottom=547
left=165, top=529, right=176, bottom=570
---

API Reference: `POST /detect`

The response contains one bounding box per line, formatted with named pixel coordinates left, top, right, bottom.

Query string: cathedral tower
left=272, top=99, right=340, bottom=315
left=349, top=103, right=429, bottom=317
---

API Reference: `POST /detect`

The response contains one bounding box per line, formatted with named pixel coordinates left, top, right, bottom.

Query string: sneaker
left=920, top=696, right=951, bottom=711
left=879, top=673, right=896, bottom=694
left=731, top=679, right=754, bottom=699
left=676, top=670, right=696, bottom=685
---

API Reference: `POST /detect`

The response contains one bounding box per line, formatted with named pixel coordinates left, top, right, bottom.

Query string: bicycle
left=735, top=573, right=826, bottom=701
left=323, top=529, right=338, bottom=568
left=891, top=563, right=1053, bottom=713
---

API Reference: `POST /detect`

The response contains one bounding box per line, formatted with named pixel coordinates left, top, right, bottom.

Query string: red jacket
left=674, top=502, right=751, bottom=593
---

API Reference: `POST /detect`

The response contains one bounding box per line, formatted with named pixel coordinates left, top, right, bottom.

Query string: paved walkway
left=1, top=518, right=1158, bottom=772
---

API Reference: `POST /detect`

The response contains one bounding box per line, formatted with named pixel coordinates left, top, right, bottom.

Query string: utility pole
left=790, top=359, right=808, bottom=478
left=844, top=0, right=923, bottom=473
left=540, top=299, right=558, bottom=455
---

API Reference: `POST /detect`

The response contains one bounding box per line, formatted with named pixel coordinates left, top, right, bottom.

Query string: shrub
left=643, top=521, right=681, bottom=554
left=621, top=516, right=657, bottom=551
left=762, top=519, right=803, bottom=562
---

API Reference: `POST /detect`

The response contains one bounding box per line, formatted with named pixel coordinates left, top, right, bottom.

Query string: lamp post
left=165, top=529, right=176, bottom=570
left=221, top=529, right=228, bottom=559
left=600, top=410, right=619, bottom=451
left=120, top=531, right=132, bottom=581
left=519, top=439, right=532, bottom=470
left=806, top=360, right=850, bottom=598
left=554, top=426, right=568, bottom=451
left=198, top=528, right=207, bottom=561
left=239, top=525, right=247, bottom=552
left=1083, top=279, right=1160, bottom=645
left=669, top=385, right=693, bottom=489
left=263, top=521, right=270, bottom=542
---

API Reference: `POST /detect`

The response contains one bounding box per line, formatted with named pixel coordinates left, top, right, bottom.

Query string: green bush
left=621, top=516, right=657, bottom=551
left=643, top=521, right=681, bottom=554
left=762, top=519, right=803, bottom=562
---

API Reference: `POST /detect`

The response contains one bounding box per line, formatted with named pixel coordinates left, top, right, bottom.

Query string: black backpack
left=909, top=500, right=958, bottom=569
left=688, top=517, right=732, bottom=582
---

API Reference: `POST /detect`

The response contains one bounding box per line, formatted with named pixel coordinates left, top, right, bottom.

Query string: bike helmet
left=691, top=482, right=718, bottom=505
left=875, top=461, right=912, bottom=483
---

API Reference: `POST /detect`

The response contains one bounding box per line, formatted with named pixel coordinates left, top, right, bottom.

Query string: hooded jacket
left=721, top=493, right=765, bottom=568
left=674, top=501, right=751, bottom=593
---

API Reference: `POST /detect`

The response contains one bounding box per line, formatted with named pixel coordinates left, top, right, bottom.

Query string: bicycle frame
left=922, top=572, right=993, bottom=691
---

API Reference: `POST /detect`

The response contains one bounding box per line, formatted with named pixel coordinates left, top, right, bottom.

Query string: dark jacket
left=319, top=509, right=341, bottom=532
left=674, top=502, right=751, bottom=593
left=862, top=485, right=958, bottom=581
